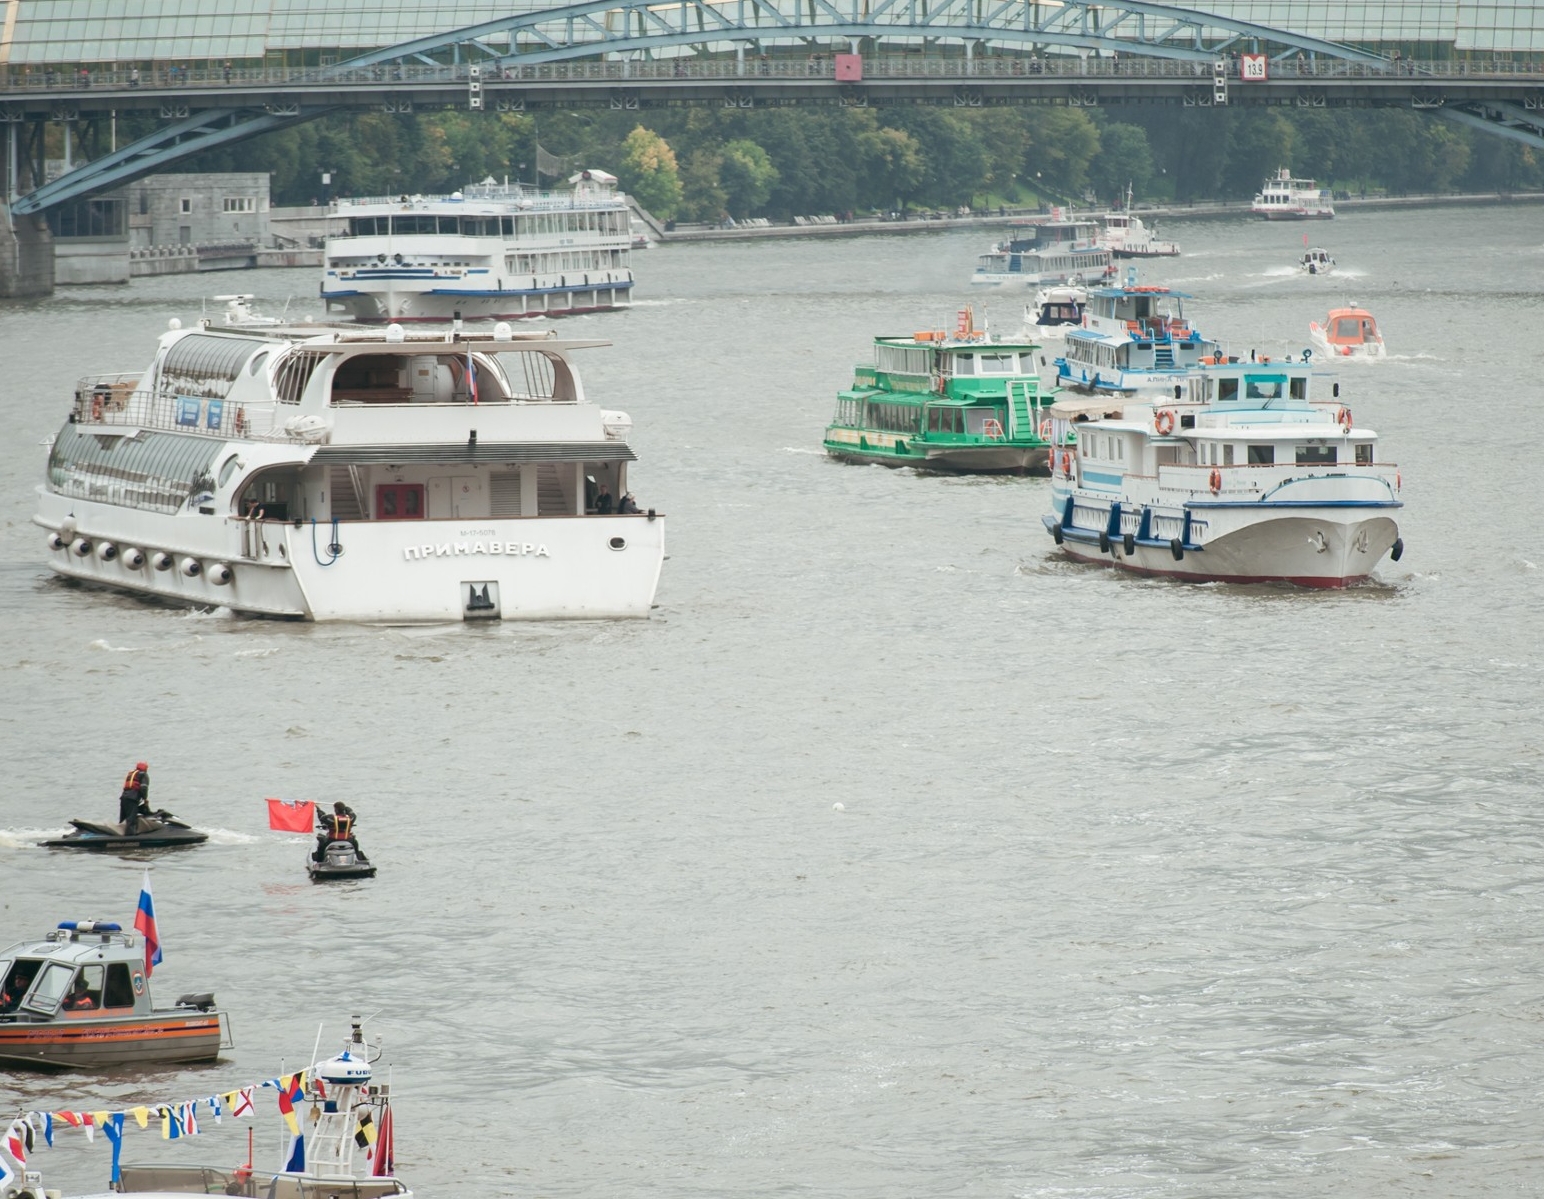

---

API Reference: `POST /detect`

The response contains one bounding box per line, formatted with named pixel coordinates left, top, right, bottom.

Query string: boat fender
left=46, top=532, right=66, bottom=551
left=96, top=541, right=118, bottom=562
left=71, top=537, right=93, bottom=557
left=1153, top=408, right=1176, bottom=435
left=1038, top=419, right=1052, bottom=441
left=1391, top=537, right=1404, bottom=562
left=122, top=547, right=145, bottom=570
left=59, top=516, right=77, bottom=541
left=179, top=557, right=202, bottom=578
left=1098, top=530, right=1110, bottom=554
left=1052, top=525, right=1064, bottom=545
left=1208, top=469, right=1222, bottom=494
left=1337, top=406, right=1353, bottom=433
left=1123, top=532, right=1136, bottom=555
left=207, top=562, right=233, bottom=586
left=150, top=551, right=173, bottom=572
left=1170, top=538, right=1184, bottom=561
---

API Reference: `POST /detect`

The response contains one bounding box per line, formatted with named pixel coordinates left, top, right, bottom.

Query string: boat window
left=1296, top=444, right=1338, bottom=465
left=0, top=959, right=43, bottom=1012
left=1335, top=318, right=1361, bottom=339
left=978, top=353, right=1018, bottom=374
left=248, top=349, right=269, bottom=377
left=217, top=453, right=242, bottom=487
left=1216, top=378, right=1239, bottom=403
left=157, top=334, right=270, bottom=402
left=24, top=961, right=73, bottom=1013
left=49, top=425, right=226, bottom=515
left=103, top=962, right=135, bottom=1009
left=952, top=353, right=974, bottom=375
left=1289, top=377, right=1307, bottom=400
left=64, top=965, right=104, bottom=1011
left=1246, top=444, right=1275, bottom=465
left=273, top=350, right=327, bottom=404
left=1355, top=443, right=1373, bottom=465
left=1245, top=377, right=1284, bottom=401
left=1223, top=444, right=1235, bottom=466
left=501, top=217, right=514, bottom=236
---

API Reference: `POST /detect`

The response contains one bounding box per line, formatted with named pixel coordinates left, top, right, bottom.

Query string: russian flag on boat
left=133, top=870, right=162, bottom=977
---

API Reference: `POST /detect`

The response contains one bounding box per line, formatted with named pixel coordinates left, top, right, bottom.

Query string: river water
left=2, top=206, right=1543, bottom=1198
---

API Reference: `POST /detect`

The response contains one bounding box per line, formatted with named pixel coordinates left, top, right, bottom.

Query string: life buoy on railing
left=1061, top=451, right=1072, bottom=477
left=234, top=406, right=248, bottom=437
left=1337, top=406, right=1353, bottom=433
left=1154, top=408, right=1176, bottom=436
left=1208, top=469, right=1222, bottom=494
left=90, top=394, right=103, bottom=422
left=1038, top=418, right=1052, bottom=441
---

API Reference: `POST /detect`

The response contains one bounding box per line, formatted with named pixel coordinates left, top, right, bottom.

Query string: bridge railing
left=3, top=56, right=1542, bottom=94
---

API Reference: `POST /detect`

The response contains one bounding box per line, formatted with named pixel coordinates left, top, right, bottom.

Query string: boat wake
left=201, top=827, right=264, bottom=845
left=88, top=638, right=143, bottom=652
left=0, top=827, right=72, bottom=848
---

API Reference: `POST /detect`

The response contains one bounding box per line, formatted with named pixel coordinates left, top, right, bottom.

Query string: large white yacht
left=1044, top=357, right=1403, bottom=586
left=33, top=318, right=664, bottom=622
left=322, top=170, right=634, bottom=322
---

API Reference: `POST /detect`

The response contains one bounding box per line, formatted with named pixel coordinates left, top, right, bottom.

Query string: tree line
left=171, top=103, right=1544, bottom=218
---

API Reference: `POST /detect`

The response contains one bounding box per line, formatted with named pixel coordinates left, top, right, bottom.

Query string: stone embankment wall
left=0, top=206, right=54, bottom=297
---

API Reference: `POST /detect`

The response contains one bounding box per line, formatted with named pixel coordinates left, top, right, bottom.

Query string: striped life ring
left=1154, top=408, right=1176, bottom=435
left=1039, top=418, right=1052, bottom=441
left=1208, top=469, right=1222, bottom=494
left=1061, top=451, right=1072, bottom=477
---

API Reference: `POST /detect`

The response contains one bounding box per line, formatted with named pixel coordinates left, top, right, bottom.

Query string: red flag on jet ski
left=266, top=799, right=316, bottom=833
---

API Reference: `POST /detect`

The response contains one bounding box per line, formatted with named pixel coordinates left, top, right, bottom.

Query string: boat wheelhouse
left=1251, top=168, right=1335, bottom=220
left=1056, top=275, right=1219, bottom=400
left=0, top=920, right=229, bottom=1069
left=34, top=320, right=665, bottom=622
left=322, top=170, right=633, bottom=323
left=970, top=220, right=1115, bottom=289
left=824, top=309, right=1063, bottom=475
left=1099, top=211, right=1181, bottom=258
left=1043, top=358, right=1403, bottom=586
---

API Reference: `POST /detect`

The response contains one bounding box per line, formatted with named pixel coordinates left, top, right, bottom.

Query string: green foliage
left=719, top=139, right=779, bottom=217
left=1088, top=123, right=1153, bottom=200
left=618, top=126, right=682, bottom=219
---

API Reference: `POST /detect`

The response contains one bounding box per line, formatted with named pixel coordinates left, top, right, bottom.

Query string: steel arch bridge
left=7, top=0, right=1544, bottom=214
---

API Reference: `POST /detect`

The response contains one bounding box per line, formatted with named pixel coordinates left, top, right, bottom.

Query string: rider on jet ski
left=118, top=761, right=152, bottom=833
left=314, top=801, right=368, bottom=863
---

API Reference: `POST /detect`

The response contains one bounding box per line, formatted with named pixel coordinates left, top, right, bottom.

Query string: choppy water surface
left=2, top=207, right=1543, bottom=1198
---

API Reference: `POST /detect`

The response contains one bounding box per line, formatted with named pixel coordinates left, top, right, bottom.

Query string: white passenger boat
left=1055, top=273, right=1220, bottom=401
left=1099, top=208, right=1180, bottom=258
left=1251, top=168, right=1335, bottom=220
left=1298, top=247, right=1335, bottom=275
left=970, top=220, right=1115, bottom=288
left=1022, top=285, right=1086, bottom=345
left=322, top=170, right=634, bottom=322
left=33, top=319, right=664, bottom=622
left=1043, top=357, right=1403, bottom=587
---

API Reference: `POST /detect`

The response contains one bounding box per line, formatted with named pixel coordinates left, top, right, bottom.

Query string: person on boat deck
left=1, top=967, right=30, bottom=1012
left=119, top=761, right=151, bottom=831
left=617, top=492, right=640, bottom=514
left=62, top=975, right=95, bottom=1011
left=315, top=801, right=367, bottom=862
left=594, top=483, right=614, bottom=514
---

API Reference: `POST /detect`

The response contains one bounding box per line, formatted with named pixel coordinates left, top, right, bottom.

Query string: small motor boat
left=41, top=811, right=208, bottom=851
left=307, top=840, right=376, bottom=882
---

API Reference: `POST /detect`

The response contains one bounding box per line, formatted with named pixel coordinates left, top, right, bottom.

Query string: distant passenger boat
left=824, top=307, right=1065, bottom=475
left=971, top=219, right=1115, bottom=288
left=1251, top=168, right=1335, bottom=220
left=322, top=169, right=634, bottom=322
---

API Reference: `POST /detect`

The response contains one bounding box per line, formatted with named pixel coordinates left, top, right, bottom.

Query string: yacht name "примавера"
left=403, top=540, right=551, bottom=561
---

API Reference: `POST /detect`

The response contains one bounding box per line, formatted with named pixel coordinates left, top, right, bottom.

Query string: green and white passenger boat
left=823, top=309, right=1062, bottom=475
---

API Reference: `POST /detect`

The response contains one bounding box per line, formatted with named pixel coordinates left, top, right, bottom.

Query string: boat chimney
left=452, top=309, right=463, bottom=335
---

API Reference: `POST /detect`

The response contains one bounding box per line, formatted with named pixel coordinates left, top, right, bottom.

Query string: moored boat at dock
left=322, top=170, right=633, bottom=322
left=33, top=318, right=664, bottom=622
left=1043, top=357, right=1403, bottom=586
left=0, top=920, right=228, bottom=1070
left=824, top=308, right=1063, bottom=475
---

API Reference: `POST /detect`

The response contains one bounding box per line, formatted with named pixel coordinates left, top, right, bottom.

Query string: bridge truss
left=5, top=0, right=1543, bottom=214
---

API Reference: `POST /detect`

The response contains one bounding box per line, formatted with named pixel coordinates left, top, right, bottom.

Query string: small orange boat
left=1309, top=305, right=1386, bottom=358
left=0, top=920, right=229, bottom=1069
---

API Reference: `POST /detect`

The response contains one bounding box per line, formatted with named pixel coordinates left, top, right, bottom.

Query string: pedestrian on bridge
left=224, top=61, right=232, bottom=83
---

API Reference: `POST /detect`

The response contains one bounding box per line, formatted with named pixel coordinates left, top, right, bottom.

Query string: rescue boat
left=1309, top=305, right=1386, bottom=358
left=0, top=920, right=229, bottom=1069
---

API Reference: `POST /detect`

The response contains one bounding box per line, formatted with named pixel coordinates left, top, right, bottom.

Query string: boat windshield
left=0, top=957, right=42, bottom=1013
left=24, top=960, right=75, bottom=1014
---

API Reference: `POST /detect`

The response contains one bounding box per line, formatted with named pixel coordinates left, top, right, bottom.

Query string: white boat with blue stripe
left=1043, top=357, right=1404, bottom=587
left=1056, top=272, right=1220, bottom=401
left=322, top=170, right=633, bottom=323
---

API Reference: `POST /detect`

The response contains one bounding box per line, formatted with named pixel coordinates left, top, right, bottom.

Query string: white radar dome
left=317, top=1050, right=372, bottom=1087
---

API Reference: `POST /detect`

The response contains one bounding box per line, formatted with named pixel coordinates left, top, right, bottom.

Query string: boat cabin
left=1, top=922, right=163, bottom=1021
left=1300, top=247, right=1334, bottom=274
left=1320, top=307, right=1380, bottom=348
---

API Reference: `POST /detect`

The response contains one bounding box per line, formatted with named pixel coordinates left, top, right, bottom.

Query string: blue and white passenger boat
left=322, top=170, right=633, bottom=323
left=1055, top=272, right=1220, bottom=402
left=1043, top=356, right=1404, bottom=587
left=970, top=220, right=1115, bottom=289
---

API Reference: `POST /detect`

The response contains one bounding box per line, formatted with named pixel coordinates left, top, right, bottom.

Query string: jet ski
left=307, top=839, right=376, bottom=882
left=41, top=811, right=208, bottom=850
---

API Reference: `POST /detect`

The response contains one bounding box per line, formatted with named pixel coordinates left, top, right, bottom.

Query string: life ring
left=1337, top=406, right=1353, bottom=433
left=1061, top=451, right=1072, bottom=477
left=234, top=407, right=248, bottom=436
left=1208, top=469, right=1222, bottom=494
left=1038, top=419, right=1052, bottom=441
left=90, top=395, right=103, bottom=421
left=1154, top=408, right=1176, bottom=435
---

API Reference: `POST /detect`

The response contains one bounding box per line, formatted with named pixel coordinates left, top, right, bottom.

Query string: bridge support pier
left=0, top=204, right=55, bottom=298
